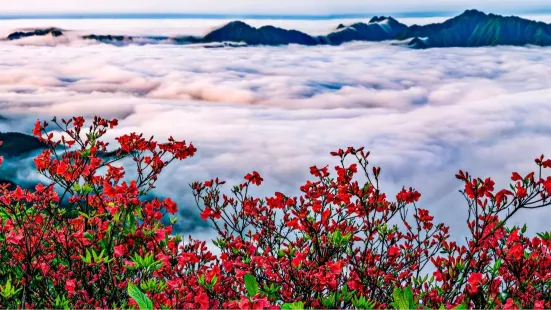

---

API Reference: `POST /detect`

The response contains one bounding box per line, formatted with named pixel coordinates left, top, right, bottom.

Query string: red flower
left=511, top=172, right=523, bottom=181
left=534, top=300, right=545, bottom=310
left=73, top=116, right=85, bottom=128
left=286, top=218, right=301, bottom=230
left=244, top=171, right=263, bottom=186
left=163, top=198, right=178, bottom=214
left=321, top=209, right=330, bottom=224
left=32, top=120, right=42, bottom=136
left=292, top=252, right=306, bottom=268
left=56, top=161, right=69, bottom=176
left=6, top=231, right=23, bottom=245
left=543, top=177, right=551, bottom=196
left=65, top=279, right=77, bottom=293
left=196, top=292, right=209, bottom=309
left=310, top=166, right=321, bottom=177
left=503, top=299, right=519, bottom=310
left=468, top=273, right=483, bottom=286
left=327, top=261, right=344, bottom=274
left=200, top=207, right=214, bottom=221
left=388, top=246, right=400, bottom=256
left=109, top=119, right=119, bottom=129
left=113, top=245, right=126, bottom=258
left=467, top=272, right=483, bottom=294
left=515, top=183, right=527, bottom=198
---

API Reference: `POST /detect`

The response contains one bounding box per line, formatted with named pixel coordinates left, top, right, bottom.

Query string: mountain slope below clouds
left=0, top=132, right=46, bottom=158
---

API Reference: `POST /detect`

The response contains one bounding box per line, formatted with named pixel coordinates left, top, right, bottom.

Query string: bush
left=0, top=116, right=550, bottom=309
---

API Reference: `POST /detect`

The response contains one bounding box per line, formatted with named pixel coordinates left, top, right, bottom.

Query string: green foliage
left=340, top=284, right=354, bottom=302
left=351, top=295, right=376, bottom=309
left=280, top=301, right=304, bottom=309
left=53, top=295, right=70, bottom=310
left=321, top=293, right=337, bottom=308
left=244, top=274, right=259, bottom=297
left=330, top=230, right=351, bottom=247
left=126, top=253, right=163, bottom=273
left=197, top=274, right=218, bottom=290
left=80, top=249, right=114, bottom=265
left=127, top=283, right=154, bottom=310
left=262, top=283, right=281, bottom=300
left=140, top=278, right=167, bottom=294
left=537, top=231, right=551, bottom=241
left=0, top=278, right=22, bottom=299
left=390, top=287, right=422, bottom=310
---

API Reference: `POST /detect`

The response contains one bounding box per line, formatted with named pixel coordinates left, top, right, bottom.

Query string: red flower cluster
left=1, top=116, right=551, bottom=309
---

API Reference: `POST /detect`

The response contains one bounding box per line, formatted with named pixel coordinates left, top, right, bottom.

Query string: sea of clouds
left=2, top=18, right=551, bottom=245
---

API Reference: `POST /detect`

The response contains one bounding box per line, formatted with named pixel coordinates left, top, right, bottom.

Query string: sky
left=1, top=0, right=551, bottom=16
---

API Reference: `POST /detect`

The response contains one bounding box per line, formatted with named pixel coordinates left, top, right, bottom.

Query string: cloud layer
left=1, top=24, right=551, bottom=241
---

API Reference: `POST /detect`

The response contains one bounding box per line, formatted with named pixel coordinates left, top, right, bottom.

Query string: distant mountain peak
left=336, top=24, right=346, bottom=30
left=223, top=20, right=253, bottom=29
left=369, top=16, right=400, bottom=24
left=203, top=20, right=318, bottom=46
left=459, top=9, right=487, bottom=18
left=369, top=16, right=386, bottom=23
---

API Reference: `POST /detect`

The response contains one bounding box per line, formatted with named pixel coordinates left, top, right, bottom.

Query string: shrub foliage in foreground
left=0, top=116, right=551, bottom=309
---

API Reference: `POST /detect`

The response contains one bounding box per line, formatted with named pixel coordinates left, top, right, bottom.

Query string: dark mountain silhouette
left=203, top=21, right=320, bottom=45
left=7, top=28, right=63, bottom=40
left=399, top=9, right=551, bottom=48
left=199, top=10, right=551, bottom=48
left=81, top=34, right=131, bottom=42
left=171, top=36, right=203, bottom=44
left=5, top=10, right=551, bottom=49
left=325, top=17, right=408, bottom=45
left=0, top=132, right=46, bottom=158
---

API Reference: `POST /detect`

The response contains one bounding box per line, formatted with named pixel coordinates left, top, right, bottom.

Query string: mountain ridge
left=5, top=9, right=551, bottom=49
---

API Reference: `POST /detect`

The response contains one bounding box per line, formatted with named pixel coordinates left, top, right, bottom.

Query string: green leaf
left=83, top=232, right=94, bottom=241
left=81, top=149, right=91, bottom=158
left=127, top=284, right=153, bottom=310
left=244, top=274, right=259, bottom=298
left=403, top=287, right=414, bottom=307
left=391, top=287, right=416, bottom=310
left=281, top=302, right=304, bottom=310
left=453, top=303, right=468, bottom=310
left=82, top=183, right=94, bottom=194
left=277, top=249, right=285, bottom=258
left=493, top=258, right=502, bottom=272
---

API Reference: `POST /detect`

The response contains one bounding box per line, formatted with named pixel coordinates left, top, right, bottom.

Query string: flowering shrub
left=0, top=116, right=551, bottom=309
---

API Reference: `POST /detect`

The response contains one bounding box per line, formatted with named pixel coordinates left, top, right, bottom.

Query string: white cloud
left=1, top=27, right=551, bottom=241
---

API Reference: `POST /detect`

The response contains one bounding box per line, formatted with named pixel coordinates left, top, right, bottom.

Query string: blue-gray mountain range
left=5, top=9, right=551, bottom=48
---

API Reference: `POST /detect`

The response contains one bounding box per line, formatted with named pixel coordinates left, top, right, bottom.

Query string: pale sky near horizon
left=1, top=0, right=550, bottom=15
